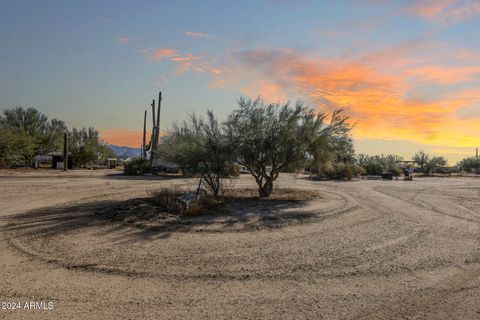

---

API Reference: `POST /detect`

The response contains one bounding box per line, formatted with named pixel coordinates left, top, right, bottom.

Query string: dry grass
left=148, top=187, right=184, bottom=213
left=183, top=197, right=226, bottom=216
left=95, top=187, right=320, bottom=227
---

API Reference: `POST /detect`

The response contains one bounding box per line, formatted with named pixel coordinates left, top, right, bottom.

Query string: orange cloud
left=409, top=0, right=480, bottom=23
left=404, top=65, right=480, bottom=84
left=240, top=79, right=288, bottom=102
left=144, top=47, right=224, bottom=77
left=150, top=48, right=180, bottom=60
left=228, top=46, right=480, bottom=148
left=409, top=0, right=455, bottom=20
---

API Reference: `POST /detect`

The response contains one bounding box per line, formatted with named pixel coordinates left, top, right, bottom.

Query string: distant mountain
left=108, top=144, right=141, bottom=158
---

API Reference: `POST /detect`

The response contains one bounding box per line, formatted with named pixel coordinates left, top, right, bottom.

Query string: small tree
left=425, top=156, right=447, bottom=174
left=1, top=107, right=66, bottom=166
left=226, top=97, right=351, bottom=197
left=356, top=154, right=370, bottom=167
left=364, top=158, right=384, bottom=175
left=0, top=124, right=16, bottom=167
left=160, top=111, right=236, bottom=197
left=412, top=151, right=429, bottom=172
left=458, top=156, right=479, bottom=173
left=69, top=127, right=113, bottom=168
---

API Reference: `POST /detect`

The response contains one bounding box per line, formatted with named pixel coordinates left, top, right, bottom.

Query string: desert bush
left=365, top=159, right=384, bottom=175
left=124, top=157, right=152, bottom=175
left=458, top=156, right=479, bottom=173
left=385, top=163, right=402, bottom=176
left=159, top=112, right=237, bottom=197
left=183, top=196, right=225, bottom=216
left=148, top=187, right=184, bottom=212
left=316, top=162, right=364, bottom=180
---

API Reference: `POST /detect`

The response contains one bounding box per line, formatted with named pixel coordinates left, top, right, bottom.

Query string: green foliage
left=226, top=97, right=351, bottom=197
left=412, top=151, right=429, bottom=171
left=458, top=156, right=479, bottom=173
left=424, top=156, right=447, bottom=174
left=359, top=154, right=403, bottom=176
left=356, top=153, right=370, bottom=167
left=0, top=106, right=114, bottom=169
left=160, top=111, right=236, bottom=197
left=0, top=124, right=16, bottom=167
left=69, top=127, right=114, bottom=168
left=0, top=106, right=66, bottom=166
left=317, top=162, right=365, bottom=180
left=364, top=158, right=384, bottom=175
left=124, top=157, right=152, bottom=175
left=412, top=151, right=448, bottom=174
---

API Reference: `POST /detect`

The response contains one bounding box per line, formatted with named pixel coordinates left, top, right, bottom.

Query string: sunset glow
left=1, top=0, right=480, bottom=162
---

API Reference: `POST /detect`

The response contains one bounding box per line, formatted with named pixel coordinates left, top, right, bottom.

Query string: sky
left=1, top=0, right=480, bottom=163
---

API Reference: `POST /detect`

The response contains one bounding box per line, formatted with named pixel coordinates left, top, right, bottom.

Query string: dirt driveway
left=1, top=170, right=480, bottom=319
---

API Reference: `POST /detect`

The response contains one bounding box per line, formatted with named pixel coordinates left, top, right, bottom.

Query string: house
left=50, top=152, right=76, bottom=170
left=106, top=158, right=117, bottom=169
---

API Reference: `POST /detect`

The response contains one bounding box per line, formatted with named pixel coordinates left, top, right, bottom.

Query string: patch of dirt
left=93, top=188, right=321, bottom=232
left=3, top=172, right=480, bottom=319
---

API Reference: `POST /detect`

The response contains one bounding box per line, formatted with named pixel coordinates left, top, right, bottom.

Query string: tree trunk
left=203, top=173, right=221, bottom=198
left=257, top=179, right=273, bottom=198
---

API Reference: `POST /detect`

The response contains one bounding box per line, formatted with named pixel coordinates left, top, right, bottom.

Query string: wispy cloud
left=143, top=47, right=224, bottom=76
left=184, top=31, right=223, bottom=41
left=404, top=65, right=480, bottom=84
left=150, top=48, right=180, bottom=60
left=117, top=37, right=131, bottom=44
left=408, top=0, right=480, bottom=23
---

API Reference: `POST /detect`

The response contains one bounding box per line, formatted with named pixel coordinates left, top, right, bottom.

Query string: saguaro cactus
left=141, top=91, right=162, bottom=163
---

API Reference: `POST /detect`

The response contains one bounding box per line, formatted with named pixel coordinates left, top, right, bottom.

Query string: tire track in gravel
left=2, top=172, right=480, bottom=319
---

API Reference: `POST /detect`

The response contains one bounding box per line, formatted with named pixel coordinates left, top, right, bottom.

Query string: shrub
left=124, top=157, right=152, bottom=175
left=312, top=162, right=363, bottom=180
left=148, top=187, right=184, bottom=212
left=365, top=160, right=383, bottom=175
left=184, top=197, right=225, bottom=216
left=319, top=162, right=364, bottom=180
left=385, top=163, right=403, bottom=176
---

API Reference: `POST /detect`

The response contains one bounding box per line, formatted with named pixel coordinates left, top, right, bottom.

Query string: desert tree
left=412, top=151, right=429, bottom=172
left=424, top=156, right=447, bottom=174
left=225, top=97, right=351, bottom=197
left=458, top=156, right=479, bottom=173
left=359, top=154, right=403, bottom=176
left=412, top=151, right=447, bottom=174
left=356, top=154, right=370, bottom=167
left=69, top=127, right=115, bottom=168
left=160, top=111, right=236, bottom=197
left=0, top=107, right=66, bottom=166
left=0, top=124, right=17, bottom=167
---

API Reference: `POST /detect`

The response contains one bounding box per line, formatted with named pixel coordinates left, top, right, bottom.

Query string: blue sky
left=1, top=0, right=480, bottom=162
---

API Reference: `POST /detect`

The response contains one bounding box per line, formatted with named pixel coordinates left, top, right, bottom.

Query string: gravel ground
left=1, top=169, right=480, bottom=319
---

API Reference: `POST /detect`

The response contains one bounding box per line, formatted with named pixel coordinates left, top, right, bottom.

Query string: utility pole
left=63, top=132, right=68, bottom=172
left=142, top=110, right=147, bottom=158
left=476, top=147, right=479, bottom=175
